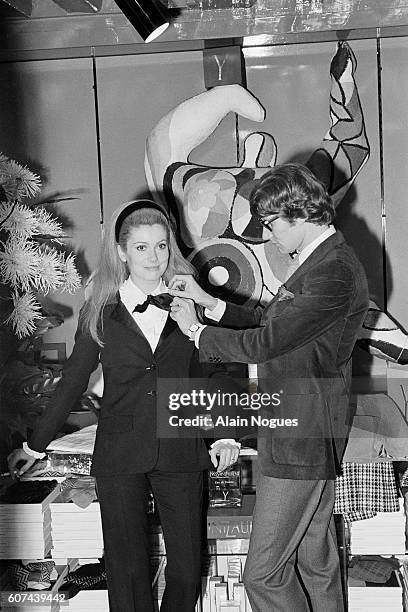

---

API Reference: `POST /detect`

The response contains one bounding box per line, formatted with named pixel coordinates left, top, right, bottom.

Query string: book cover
left=209, top=464, right=242, bottom=508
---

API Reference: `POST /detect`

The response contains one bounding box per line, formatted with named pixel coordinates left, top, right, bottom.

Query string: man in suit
left=169, top=163, right=369, bottom=612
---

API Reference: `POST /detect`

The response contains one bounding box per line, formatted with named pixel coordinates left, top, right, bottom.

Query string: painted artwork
left=145, top=41, right=408, bottom=364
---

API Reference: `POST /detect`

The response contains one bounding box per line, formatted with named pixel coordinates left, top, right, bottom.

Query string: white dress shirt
left=297, top=225, right=335, bottom=266
left=120, top=277, right=169, bottom=353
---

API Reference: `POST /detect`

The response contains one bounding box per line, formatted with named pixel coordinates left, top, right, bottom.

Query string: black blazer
left=199, top=231, right=369, bottom=480
left=28, top=295, right=218, bottom=476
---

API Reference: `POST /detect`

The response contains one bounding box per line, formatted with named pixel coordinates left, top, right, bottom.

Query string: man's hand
left=210, top=441, right=240, bottom=472
left=7, top=449, right=36, bottom=478
left=168, top=275, right=217, bottom=311
left=170, top=297, right=199, bottom=336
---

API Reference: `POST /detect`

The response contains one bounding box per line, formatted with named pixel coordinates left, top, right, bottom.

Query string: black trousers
left=96, top=470, right=204, bottom=612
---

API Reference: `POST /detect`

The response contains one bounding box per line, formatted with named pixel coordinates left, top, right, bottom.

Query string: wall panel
left=0, top=58, right=101, bottom=353
left=96, top=50, right=237, bottom=224
left=382, top=37, right=408, bottom=330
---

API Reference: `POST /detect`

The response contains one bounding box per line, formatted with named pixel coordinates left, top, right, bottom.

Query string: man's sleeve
left=219, top=301, right=263, bottom=329
left=199, top=261, right=358, bottom=365
left=202, top=298, right=263, bottom=329
left=27, top=323, right=100, bottom=453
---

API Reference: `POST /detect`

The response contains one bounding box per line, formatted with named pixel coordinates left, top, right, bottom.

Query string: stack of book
left=215, top=539, right=249, bottom=584
left=50, top=493, right=103, bottom=558
left=0, top=480, right=61, bottom=559
left=201, top=548, right=251, bottom=612
left=349, top=502, right=406, bottom=555
left=348, top=582, right=403, bottom=611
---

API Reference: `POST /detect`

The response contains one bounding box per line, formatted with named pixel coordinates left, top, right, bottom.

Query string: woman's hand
left=7, top=448, right=36, bottom=478
left=210, top=441, right=240, bottom=472
left=168, top=275, right=217, bottom=311
left=170, top=297, right=199, bottom=336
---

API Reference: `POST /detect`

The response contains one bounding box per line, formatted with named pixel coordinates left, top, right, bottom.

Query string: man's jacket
left=199, top=231, right=369, bottom=480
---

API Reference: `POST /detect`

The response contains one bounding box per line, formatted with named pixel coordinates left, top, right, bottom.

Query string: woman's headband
left=114, top=200, right=170, bottom=242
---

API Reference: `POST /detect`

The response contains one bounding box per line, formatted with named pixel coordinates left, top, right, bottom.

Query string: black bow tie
left=133, top=293, right=173, bottom=314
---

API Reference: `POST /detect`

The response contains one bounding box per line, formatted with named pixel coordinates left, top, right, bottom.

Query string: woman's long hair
left=81, top=201, right=195, bottom=346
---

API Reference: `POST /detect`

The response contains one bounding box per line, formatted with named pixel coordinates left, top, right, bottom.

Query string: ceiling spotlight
left=114, top=0, right=170, bottom=43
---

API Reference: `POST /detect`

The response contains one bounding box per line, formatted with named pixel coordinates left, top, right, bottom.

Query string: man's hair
left=250, top=162, right=335, bottom=225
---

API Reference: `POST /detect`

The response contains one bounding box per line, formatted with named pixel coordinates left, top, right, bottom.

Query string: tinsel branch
left=0, top=153, right=82, bottom=338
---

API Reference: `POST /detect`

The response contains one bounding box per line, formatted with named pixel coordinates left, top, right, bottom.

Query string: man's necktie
left=133, top=293, right=173, bottom=313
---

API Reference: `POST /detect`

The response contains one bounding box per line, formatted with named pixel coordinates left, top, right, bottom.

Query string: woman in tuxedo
left=8, top=199, right=240, bottom=612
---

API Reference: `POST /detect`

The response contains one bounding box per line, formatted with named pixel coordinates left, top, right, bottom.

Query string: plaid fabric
left=348, top=555, right=400, bottom=583
left=334, top=462, right=400, bottom=522
left=400, top=466, right=408, bottom=488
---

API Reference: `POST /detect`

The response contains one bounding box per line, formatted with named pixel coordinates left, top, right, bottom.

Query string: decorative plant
left=0, top=154, right=84, bottom=470
left=0, top=153, right=81, bottom=338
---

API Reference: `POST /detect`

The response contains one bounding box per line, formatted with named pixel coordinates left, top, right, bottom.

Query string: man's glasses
left=259, top=213, right=280, bottom=231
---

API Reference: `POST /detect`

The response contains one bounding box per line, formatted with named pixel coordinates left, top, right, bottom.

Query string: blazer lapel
left=154, top=315, right=178, bottom=354
left=109, top=296, right=151, bottom=347
left=285, top=230, right=345, bottom=290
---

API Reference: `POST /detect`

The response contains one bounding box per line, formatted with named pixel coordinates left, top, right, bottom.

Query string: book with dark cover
left=208, top=464, right=242, bottom=508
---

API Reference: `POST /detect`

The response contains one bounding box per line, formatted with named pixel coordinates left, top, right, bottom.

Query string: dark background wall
left=0, top=33, right=407, bottom=397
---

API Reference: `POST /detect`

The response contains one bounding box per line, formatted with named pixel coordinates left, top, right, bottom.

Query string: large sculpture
left=145, top=41, right=408, bottom=364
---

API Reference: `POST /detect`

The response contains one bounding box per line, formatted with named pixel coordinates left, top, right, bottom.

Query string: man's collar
left=285, top=229, right=345, bottom=289
left=298, top=225, right=336, bottom=265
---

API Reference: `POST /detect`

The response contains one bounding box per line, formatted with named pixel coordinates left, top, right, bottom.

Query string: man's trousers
left=243, top=475, right=344, bottom=612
